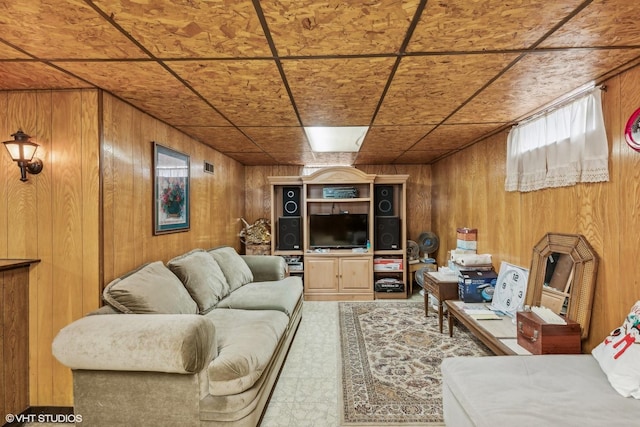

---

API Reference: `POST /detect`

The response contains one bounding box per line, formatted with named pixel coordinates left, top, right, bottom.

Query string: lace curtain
left=505, top=88, right=609, bottom=192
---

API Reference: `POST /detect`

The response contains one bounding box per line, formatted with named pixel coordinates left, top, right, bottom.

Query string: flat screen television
left=309, top=213, right=368, bottom=249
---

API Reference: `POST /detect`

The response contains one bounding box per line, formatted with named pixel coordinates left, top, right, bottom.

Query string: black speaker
left=278, top=216, right=301, bottom=250
left=282, top=186, right=301, bottom=216
left=375, top=185, right=394, bottom=216
left=375, top=217, right=400, bottom=250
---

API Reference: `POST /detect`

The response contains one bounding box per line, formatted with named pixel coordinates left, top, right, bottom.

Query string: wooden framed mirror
left=525, top=233, right=598, bottom=339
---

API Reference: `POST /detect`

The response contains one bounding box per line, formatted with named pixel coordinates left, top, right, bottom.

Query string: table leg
left=438, top=303, right=444, bottom=334
left=448, top=309, right=454, bottom=337
left=423, top=290, right=429, bottom=316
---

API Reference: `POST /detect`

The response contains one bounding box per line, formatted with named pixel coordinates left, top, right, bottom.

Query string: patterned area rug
left=339, top=301, right=491, bottom=426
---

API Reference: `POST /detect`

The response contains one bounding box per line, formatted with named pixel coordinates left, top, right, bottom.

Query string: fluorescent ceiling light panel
left=304, top=126, right=369, bottom=152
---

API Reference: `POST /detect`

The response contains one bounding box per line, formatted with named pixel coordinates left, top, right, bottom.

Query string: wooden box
left=516, top=311, right=581, bottom=355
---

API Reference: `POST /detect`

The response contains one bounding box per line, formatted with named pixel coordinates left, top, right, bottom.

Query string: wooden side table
left=423, top=271, right=459, bottom=333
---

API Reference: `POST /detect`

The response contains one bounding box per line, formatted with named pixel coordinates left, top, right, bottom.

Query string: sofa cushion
left=215, top=276, right=303, bottom=316
left=103, top=261, right=198, bottom=314
left=167, top=249, right=230, bottom=314
left=52, top=314, right=216, bottom=374
left=204, top=308, right=288, bottom=396
left=592, top=300, right=640, bottom=398
left=207, top=246, right=254, bottom=292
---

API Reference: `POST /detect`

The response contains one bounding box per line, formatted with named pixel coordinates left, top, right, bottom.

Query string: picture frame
left=153, top=142, right=190, bottom=235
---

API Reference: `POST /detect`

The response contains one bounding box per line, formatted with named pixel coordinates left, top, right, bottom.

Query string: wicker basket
left=244, top=244, right=271, bottom=256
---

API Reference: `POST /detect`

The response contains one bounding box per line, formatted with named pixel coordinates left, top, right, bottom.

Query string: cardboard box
left=458, top=270, right=498, bottom=302
left=456, top=239, right=478, bottom=250
left=456, top=227, right=478, bottom=241
left=374, top=258, right=403, bottom=271
left=516, top=311, right=581, bottom=354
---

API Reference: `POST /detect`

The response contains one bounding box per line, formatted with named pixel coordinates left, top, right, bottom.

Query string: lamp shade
left=2, top=130, right=39, bottom=161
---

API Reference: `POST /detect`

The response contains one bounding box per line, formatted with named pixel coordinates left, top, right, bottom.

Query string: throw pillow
left=167, top=249, right=230, bottom=314
left=207, top=246, right=254, bottom=292
left=103, top=261, right=198, bottom=314
left=592, top=300, right=640, bottom=398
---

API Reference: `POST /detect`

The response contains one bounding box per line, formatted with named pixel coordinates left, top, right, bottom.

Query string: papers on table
left=462, top=306, right=503, bottom=320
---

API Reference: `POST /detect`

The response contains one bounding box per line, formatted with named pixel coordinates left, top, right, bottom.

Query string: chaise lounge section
left=53, top=246, right=303, bottom=427
left=441, top=301, right=640, bottom=426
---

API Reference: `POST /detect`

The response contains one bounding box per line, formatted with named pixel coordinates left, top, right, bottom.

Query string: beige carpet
left=339, top=301, right=491, bottom=426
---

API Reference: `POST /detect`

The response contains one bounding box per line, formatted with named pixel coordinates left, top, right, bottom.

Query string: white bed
left=441, top=355, right=640, bottom=427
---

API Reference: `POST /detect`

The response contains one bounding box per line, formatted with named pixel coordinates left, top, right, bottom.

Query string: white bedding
left=441, top=355, right=640, bottom=427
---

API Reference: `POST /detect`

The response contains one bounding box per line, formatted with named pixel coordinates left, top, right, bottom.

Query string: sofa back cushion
left=167, top=249, right=230, bottom=314
left=103, top=261, right=198, bottom=314
left=207, top=246, right=254, bottom=292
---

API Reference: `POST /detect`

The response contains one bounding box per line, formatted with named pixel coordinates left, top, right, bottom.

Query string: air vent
left=204, top=161, right=214, bottom=174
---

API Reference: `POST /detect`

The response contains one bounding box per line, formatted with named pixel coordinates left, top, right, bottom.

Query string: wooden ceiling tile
left=0, top=1, right=146, bottom=59
left=353, top=151, right=404, bottom=165
left=168, top=60, right=298, bottom=126
left=0, top=62, right=92, bottom=90
left=0, top=42, right=30, bottom=59
left=93, top=0, right=271, bottom=58
left=224, top=152, right=276, bottom=166
left=261, top=0, right=420, bottom=56
left=269, top=151, right=357, bottom=167
left=409, top=0, right=583, bottom=52
left=240, top=127, right=312, bottom=152
left=53, top=61, right=229, bottom=126
left=411, top=123, right=505, bottom=151
left=393, top=150, right=449, bottom=164
left=541, top=0, right=640, bottom=48
left=283, top=57, right=396, bottom=126
left=266, top=152, right=308, bottom=165
left=177, top=126, right=262, bottom=153
left=359, top=126, right=435, bottom=152
left=375, top=54, right=518, bottom=125
left=449, top=49, right=640, bottom=124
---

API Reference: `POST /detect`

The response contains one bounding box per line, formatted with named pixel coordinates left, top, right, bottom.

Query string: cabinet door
left=339, top=257, right=372, bottom=292
left=305, top=258, right=339, bottom=292
left=2, top=268, right=29, bottom=417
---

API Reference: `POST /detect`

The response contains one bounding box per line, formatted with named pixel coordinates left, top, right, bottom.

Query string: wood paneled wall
left=101, top=93, right=245, bottom=285
left=1, top=90, right=245, bottom=407
left=0, top=89, right=100, bottom=406
left=244, top=165, right=432, bottom=248
left=431, top=65, right=640, bottom=352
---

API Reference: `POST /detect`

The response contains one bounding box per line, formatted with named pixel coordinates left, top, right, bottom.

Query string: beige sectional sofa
left=53, top=246, right=303, bottom=427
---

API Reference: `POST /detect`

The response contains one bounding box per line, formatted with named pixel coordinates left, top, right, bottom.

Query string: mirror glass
left=525, top=233, right=598, bottom=339
left=541, top=253, right=573, bottom=315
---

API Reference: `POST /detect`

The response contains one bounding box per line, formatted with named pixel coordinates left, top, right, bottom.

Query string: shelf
left=306, top=197, right=370, bottom=203
left=271, top=167, right=407, bottom=301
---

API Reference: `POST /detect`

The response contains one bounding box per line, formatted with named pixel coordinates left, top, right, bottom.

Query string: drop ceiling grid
left=168, top=59, right=298, bottom=126
left=281, top=57, right=397, bottom=126
left=0, top=1, right=639, bottom=165
left=260, top=0, right=422, bottom=56
left=373, top=54, right=520, bottom=126
left=407, top=0, right=586, bottom=52
left=448, top=48, right=640, bottom=124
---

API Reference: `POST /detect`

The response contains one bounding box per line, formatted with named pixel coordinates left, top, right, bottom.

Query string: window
left=505, top=88, right=609, bottom=192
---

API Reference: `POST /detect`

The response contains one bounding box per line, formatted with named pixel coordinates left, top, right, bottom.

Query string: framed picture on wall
left=153, top=142, right=190, bottom=235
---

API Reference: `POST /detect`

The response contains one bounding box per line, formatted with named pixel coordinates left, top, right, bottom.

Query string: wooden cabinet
left=305, top=255, right=373, bottom=299
left=373, top=176, right=408, bottom=299
left=269, top=167, right=407, bottom=301
left=1, top=259, right=38, bottom=420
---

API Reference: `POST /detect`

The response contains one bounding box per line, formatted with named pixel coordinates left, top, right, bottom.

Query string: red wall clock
left=625, top=107, right=640, bottom=152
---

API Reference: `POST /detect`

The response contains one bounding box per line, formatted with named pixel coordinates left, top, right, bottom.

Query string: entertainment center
left=269, top=167, right=408, bottom=300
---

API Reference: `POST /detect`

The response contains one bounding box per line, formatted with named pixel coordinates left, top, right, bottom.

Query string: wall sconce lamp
left=2, top=129, right=44, bottom=182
